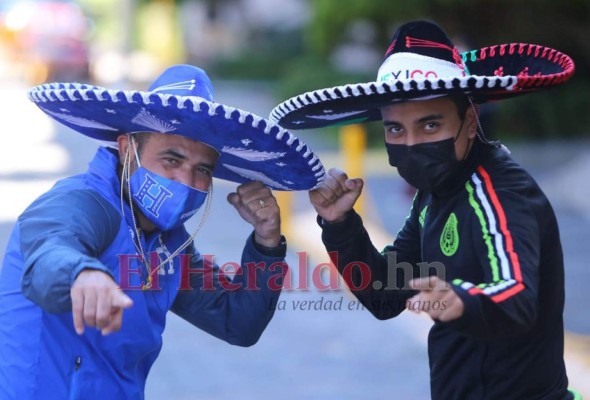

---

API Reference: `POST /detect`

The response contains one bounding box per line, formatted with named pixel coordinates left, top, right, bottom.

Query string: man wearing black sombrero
left=0, top=65, right=325, bottom=399
left=271, top=20, right=580, bottom=399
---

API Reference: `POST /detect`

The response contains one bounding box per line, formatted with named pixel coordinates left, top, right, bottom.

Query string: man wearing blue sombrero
left=271, top=20, right=580, bottom=399
left=0, top=65, right=325, bottom=399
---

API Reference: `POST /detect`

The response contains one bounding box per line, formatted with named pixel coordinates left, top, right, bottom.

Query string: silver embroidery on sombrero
left=269, top=75, right=519, bottom=125
left=131, top=108, right=177, bottom=133
left=150, top=79, right=196, bottom=93
left=221, top=146, right=286, bottom=162
left=222, top=164, right=290, bottom=190
left=42, top=109, right=118, bottom=131
left=307, top=110, right=365, bottom=121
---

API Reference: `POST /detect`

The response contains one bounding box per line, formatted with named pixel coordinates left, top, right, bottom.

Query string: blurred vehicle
left=0, top=0, right=91, bottom=84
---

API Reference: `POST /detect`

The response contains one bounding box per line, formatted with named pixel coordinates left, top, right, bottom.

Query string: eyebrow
left=383, top=113, right=445, bottom=126
left=158, top=149, right=217, bottom=170
left=158, top=149, right=187, bottom=160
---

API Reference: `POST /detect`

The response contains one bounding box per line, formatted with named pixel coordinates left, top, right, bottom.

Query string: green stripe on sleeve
left=466, top=181, right=501, bottom=282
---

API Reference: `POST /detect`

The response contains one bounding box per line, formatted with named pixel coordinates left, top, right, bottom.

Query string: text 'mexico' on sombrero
left=27, top=65, right=325, bottom=191
left=270, top=20, right=575, bottom=130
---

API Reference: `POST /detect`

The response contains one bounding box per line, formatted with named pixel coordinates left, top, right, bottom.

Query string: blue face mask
left=128, top=140, right=209, bottom=231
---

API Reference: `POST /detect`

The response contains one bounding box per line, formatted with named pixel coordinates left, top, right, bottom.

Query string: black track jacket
left=319, top=139, right=571, bottom=400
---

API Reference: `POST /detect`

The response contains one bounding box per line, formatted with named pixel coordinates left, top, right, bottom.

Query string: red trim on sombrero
left=405, top=36, right=465, bottom=72
left=270, top=35, right=575, bottom=130
left=385, top=40, right=396, bottom=56
left=467, top=43, right=575, bottom=92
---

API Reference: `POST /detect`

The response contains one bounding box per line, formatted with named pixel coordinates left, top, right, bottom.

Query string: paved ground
left=0, top=80, right=588, bottom=399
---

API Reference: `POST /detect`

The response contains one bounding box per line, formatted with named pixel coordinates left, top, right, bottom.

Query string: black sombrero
left=270, top=20, right=575, bottom=130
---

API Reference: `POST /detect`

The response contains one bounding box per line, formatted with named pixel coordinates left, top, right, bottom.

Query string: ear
left=464, top=105, right=479, bottom=140
left=116, top=134, right=130, bottom=165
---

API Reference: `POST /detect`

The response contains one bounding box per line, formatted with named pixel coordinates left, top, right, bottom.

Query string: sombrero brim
left=270, top=43, right=575, bottom=129
left=28, top=83, right=325, bottom=190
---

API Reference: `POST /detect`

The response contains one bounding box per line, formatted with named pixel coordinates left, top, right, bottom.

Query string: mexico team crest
left=440, top=213, right=459, bottom=256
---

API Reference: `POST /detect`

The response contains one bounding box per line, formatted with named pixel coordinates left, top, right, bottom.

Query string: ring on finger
left=259, top=199, right=266, bottom=208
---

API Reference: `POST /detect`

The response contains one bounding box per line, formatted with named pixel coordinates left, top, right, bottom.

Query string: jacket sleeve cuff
left=250, top=232, right=287, bottom=258
left=317, top=210, right=364, bottom=247
left=441, top=284, right=484, bottom=334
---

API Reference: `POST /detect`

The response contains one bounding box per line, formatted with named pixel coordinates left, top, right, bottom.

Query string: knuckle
left=83, top=312, right=96, bottom=325
left=95, top=317, right=107, bottom=328
left=71, top=300, right=82, bottom=313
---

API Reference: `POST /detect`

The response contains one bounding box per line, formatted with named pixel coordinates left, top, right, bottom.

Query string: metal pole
left=340, top=124, right=366, bottom=218
left=121, top=0, right=135, bottom=56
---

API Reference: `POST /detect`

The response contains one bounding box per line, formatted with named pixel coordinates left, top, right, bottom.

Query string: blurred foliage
left=308, top=0, right=590, bottom=64
left=216, top=0, right=589, bottom=140
left=77, top=0, right=124, bottom=47
left=210, top=29, right=304, bottom=80
left=492, top=80, right=590, bottom=139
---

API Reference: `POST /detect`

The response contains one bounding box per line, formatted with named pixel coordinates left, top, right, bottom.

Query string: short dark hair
left=132, top=132, right=153, bottom=156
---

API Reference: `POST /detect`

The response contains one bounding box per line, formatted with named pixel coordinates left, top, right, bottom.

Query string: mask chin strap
left=467, top=97, right=509, bottom=153
left=165, top=180, right=214, bottom=265
left=125, top=135, right=145, bottom=252
left=453, top=115, right=466, bottom=143
left=452, top=114, right=469, bottom=161
left=120, top=134, right=151, bottom=288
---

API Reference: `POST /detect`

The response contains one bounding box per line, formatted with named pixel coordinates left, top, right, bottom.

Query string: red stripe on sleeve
left=476, top=166, right=523, bottom=283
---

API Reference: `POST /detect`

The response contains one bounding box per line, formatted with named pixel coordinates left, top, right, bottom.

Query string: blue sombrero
left=28, top=64, right=325, bottom=190
left=270, top=20, right=575, bottom=130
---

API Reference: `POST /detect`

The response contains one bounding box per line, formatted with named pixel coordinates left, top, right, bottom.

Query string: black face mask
left=386, top=137, right=463, bottom=192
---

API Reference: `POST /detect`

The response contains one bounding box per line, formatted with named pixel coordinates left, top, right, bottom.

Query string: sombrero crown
left=270, top=20, right=575, bottom=129
left=28, top=65, right=325, bottom=190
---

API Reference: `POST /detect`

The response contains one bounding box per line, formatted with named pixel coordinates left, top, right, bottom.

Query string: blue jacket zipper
left=69, top=356, right=82, bottom=400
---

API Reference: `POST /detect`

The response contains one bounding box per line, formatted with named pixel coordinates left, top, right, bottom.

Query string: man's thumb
left=226, top=192, right=240, bottom=207
left=345, top=178, right=364, bottom=194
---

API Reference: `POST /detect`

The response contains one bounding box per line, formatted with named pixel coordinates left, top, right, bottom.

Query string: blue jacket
left=0, top=147, right=287, bottom=399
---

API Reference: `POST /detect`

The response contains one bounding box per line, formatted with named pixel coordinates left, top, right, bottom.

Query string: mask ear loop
left=131, top=136, right=142, bottom=167
left=120, top=135, right=141, bottom=236
left=119, top=136, right=131, bottom=219
left=126, top=136, right=148, bottom=259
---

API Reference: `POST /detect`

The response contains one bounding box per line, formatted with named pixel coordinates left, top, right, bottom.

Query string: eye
left=385, top=124, right=404, bottom=139
left=196, top=166, right=212, bottom=176
left=423, top=121, right=440, bottom=132
left=387, top=124, right=402, bottom=133
left=163, top=158, right=180, bottom=167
